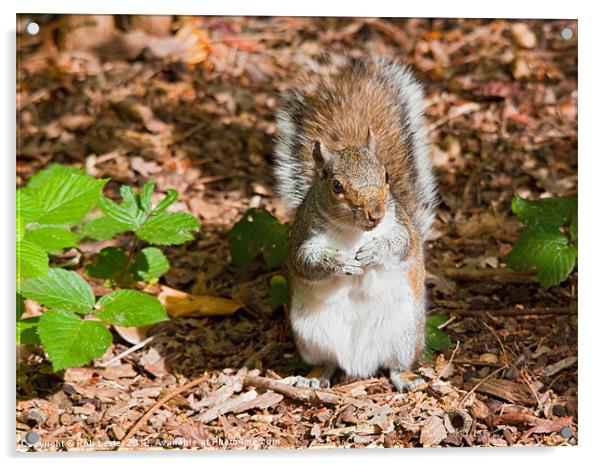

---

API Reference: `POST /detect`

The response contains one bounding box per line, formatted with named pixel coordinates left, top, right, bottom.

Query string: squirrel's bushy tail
left=376, top=58, right=438, bottom=240
left=273, top=56, right=437, bottom=240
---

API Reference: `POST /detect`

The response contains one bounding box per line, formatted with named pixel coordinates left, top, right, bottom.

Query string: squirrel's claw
left=336, top=258, right=364, bottom=276
left=355, top=238, right=386, bottom=266
left=284, top=375, right=330, bottom=389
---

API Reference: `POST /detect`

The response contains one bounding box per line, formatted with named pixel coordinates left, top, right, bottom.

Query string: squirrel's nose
left=366, top=206, right=384, bottom=225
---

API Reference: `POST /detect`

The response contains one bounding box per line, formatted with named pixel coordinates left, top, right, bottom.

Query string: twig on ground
left=431, top=267, right=538, bottom=283
left=243, top=341, right=275, bottom=369
left=431, top=307, right=576, bottom=317
left=434, top=341, right=459, bottom=383
left=243, top=374, right=341, bottom=405
left=459, top=365, right=508, bottom=408
left=117, top=373, right=210, bottom=450
left=100, top=336, right=155, bottom=368
left=436, top=315, right=457, bottom=330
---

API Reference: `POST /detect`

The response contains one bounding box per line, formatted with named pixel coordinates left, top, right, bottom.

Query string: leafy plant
left=229, top=208, right=290, bottom=305
left=16, top=164, right=200, bottom=371
left=505, top=194, right=577, bottom=289
left=423, top=315, right=453, bottom=360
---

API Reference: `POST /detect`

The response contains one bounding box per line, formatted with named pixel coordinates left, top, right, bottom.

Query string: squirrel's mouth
left=363, top=222, right=379, bottom=231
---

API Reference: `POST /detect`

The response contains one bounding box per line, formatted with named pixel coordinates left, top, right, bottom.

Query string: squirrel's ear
left=312, top=140, right=331, bottom=169
left=366, top=127, right=377, bottom=155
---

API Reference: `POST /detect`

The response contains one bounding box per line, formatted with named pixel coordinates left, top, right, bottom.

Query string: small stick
left=434, top=341, right=460, bottom=383
left=437, top=315, right=457, bottom=330
left=100, top=336, right=155, bottom=368
left=459, top=365, right=508, bottom=408
left=430, top=307, right=576, bottom=317
left=453, top=359, right=504, bottom=368
left=242, top=341, right=275, bottom=369
left=243, top=374, right=340, bottom=405
left=431, top=267, right=538, bottom=283
left=117, top=373, right=210, bottom=450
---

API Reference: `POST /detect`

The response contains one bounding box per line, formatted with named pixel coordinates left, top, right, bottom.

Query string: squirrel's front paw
left=324, top=250, right=364, bottom=276
left=334, top=257, right=364, bottom=276
left=355, top=238, right=387, bottom=266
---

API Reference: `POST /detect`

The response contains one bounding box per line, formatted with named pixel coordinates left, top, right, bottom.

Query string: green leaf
left=570, top=216, right=578, bottom=241
left=131, top=247, right=170, bottom=281
left=425, top=315, right=453, bottom=352
left=98, top=189, right=145, bottom=230
left=17, top=294, right=25, bottom=319
left=29, top=173, right=107, bottom=225
left=511, top=194, right=577, bottom=227
left=25, top=227, right=78, bottom=253
left=17, top=239, right=49, bottom=279
left=86, top=247, right=128, bottom=281
left=228, top=208, right=288, bottom=268
left=37, top=309, right=112, bottom=371
left=262, top=223, right=289, bottom=269
left=17, top=317, right=40, bottom=345
left=505, top=222, right=577, bottom=289
left=136, top=211, right=200, bottom=245
left=18, top=268, right=95, bottom=314
left=269, top=274, right=289, bottom=306
left=79, top=215, right=128, bottom=241
left=95, top=290, right=169, bottom=327
left=17, top=189, right=43, bottom=223
left=139, top=181, right=156, bottom=213
left=153, top=189, right=178, bottom=214
left=17, top=213, right=26, bottom=241
left=26, top=164, right=88, bottom=191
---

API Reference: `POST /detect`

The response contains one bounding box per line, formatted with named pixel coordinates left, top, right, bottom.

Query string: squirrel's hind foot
left=390, top=369, right=427, bottom=393
left=282, top=365, right=336, bottom=389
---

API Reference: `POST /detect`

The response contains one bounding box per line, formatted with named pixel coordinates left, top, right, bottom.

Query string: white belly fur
left=289, top=210, right=423, bottom=378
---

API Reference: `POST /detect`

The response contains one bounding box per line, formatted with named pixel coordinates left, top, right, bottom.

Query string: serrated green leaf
left=79, top=215, right=128, bottom=241
left=96, top=290, right=168, bottom=327
left=269, top=274, right=289, bottom=306
left=17, top=188, right=43, bottom=223
left=17, top=239, right=49, bottom=279
left=17, top=316, right=40, bottom=345
left=228, top=208, right=286, bottom=268
left=425, top=315, right=452, bottom=351
left=131, top=247, right=169, bottom=281
left=25, top=227, right=79, bottom=253
left=512, top=194, right=577, bottom=227
left=98, top=192, right=145, bottom=231
left=153, top=189, right=178, bottom=214
left=28, top=173, right=107, bottom=225
left=136, top=211, right=200, bottom=245
left=37, top=309, right=112, bottom=371
left=505, top=222, right=577, bottom=289
left=86, top=247, right=128, bottom=280
left=18, top=268, right=95, bottom=314
left=262, top=223, right=289, bottom=269
left=26, top=164, right=88, bottom=191
left=140, top=181, right=156, bottom=213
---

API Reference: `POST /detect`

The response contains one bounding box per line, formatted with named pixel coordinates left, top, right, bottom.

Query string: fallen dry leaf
left=420, top=415, right=447, bottom=447
left=158, top=285, right=243, bottom=318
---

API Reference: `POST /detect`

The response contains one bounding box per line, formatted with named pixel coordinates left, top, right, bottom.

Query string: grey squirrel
left=273, top=57, right=438, bottom=392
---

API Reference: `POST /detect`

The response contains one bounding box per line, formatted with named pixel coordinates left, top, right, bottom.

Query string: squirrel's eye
left=332, top=179, right=344, bottom=194
left=385, top=172, right=390, bottom=184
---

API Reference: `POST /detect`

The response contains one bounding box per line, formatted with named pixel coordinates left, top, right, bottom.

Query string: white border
left=2, top=1, right=597, bottom=465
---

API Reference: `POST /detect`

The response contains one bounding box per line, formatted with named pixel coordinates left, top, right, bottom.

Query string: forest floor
left=16, top=16, right=577, bottom=450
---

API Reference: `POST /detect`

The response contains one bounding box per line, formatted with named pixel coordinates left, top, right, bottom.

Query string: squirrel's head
left=312, top=129, right=389, bottom=231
